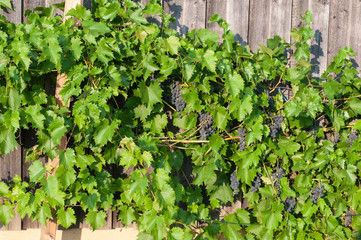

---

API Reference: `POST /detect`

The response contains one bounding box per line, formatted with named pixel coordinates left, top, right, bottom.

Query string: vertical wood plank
left=292, top=0, right=330, bottom=78
left=0, top=0, right=22, bottom=24
left=226, top=0, right=250, bottom=46
left=328, top=0, right=351, bottom=66
left=249, top=0, right=292, bottom=52
left=164, top=0, right=206, bottom=35
left=0, top=146, right=22, bottom=231
left=206, top=0, right=227, bottom=36
left=348, top=1, right=361, bottom=73
left=248, top=0, right=271, bottom=51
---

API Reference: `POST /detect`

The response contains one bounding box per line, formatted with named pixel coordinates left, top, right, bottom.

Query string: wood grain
left=0, top=146, right=22, bottom=231
left=292, top=0, right=330, bottom=78
left=164, top=0, right=206, bottom=35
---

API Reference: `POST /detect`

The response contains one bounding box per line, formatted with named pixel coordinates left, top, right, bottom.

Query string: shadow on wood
left=61, top=228, right=82, bottom=240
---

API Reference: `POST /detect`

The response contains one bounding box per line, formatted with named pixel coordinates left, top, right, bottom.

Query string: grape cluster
left=326, top=132, right=340, bottom=145
left=230, top=171, right=240, bottom=196
left=345, top=210, right=352, bottom=227
left=269, top=116, right=284, bottom=138
left=199, top=112, right=216, bottom=140
left=250, top=173, right=262, bottom=192
left=346, top=132, right=358, bottom=149
left=170, top=80, right=186, bottom=113
left=238, top=128, right=247, bottom=151
left=309, top=185, right=324, bottom=205
left=284, top=197, right=297, bottom=213
left=271, top=167, right=285, bottom=189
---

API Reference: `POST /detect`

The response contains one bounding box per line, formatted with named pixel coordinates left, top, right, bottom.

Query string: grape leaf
left=37, top=202, right=52, bottom=226
left=70, top=38, right=84, bottom=60
left=48, top=117, right=67, bottom=144
left=44, top=35, right=62, bottom=70
left=0, top=126, right=17, bottom=155
left=29, top=160, right=46, bottom=182
left=8, top=88, right=20, bottom=110
left=202, top=49, right=217, bottom=72
left=0, top=0, right=12, bottom=10
left=166, top=36, right=180, bottom=55
left=221, top=213, right=243, bottom=239
left=59, top=148, right=76, bottom=169
left=225, top=73, right=244, bottom=97
left=0, top=203, right=15, bottom=226
left=117, top=205, right=136, bottom=226
left=57, top=208, right=76, bottom=229
left=139, top=81, right=163, bottom=107
left=86, top=210, right=106, bottom=230
left=94, top=119, right=118, bottom=147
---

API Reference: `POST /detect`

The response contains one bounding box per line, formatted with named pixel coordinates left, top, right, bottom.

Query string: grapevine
left=0, top=2, right=359, bottom=239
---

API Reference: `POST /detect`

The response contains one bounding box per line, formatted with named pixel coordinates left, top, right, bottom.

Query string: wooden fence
left=1, top=0, right=361, bottom=231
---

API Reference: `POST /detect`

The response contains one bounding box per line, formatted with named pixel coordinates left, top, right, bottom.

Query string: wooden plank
left=164, top=0, right=206, bottom=35
left=249, top=0, right=292, bottom=52
left=348, top=1, right=361, bottom=73
left=206, top=0, right=250, bottom=46
left=292, top=0, right=330, bottom=78
left=226, top=0, right=250, bottom=46
left=0, top=146, right=22, bottom=231
left=328, top=0, right=351, bottom=66
left=248, top=0, right=271, bottom=51
left=0, top=0, right=22, bottom=24
left=206, top=0, right=227, bottom=36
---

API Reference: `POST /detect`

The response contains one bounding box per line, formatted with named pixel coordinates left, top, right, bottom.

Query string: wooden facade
left=1, top=0, right=361, bottom=231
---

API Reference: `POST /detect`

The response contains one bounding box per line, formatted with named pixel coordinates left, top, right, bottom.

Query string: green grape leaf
left=221, top=213, right=243, bottom=239
left=225, top=73, right=244, bottom=97
left=348, top=97, right=361, bottom=115
left=82, top=193, right=99, bottom=211
left=129, top=8, right=148, bottom=24
left=140, top=210, right=158, bottom=232
left=59, top=148, right=76, bottom=169
left=0, top=181, right=9, bottom=195
left=29, top=160, right=46, bottom=182
left=117, top=205, right=136, bottom=226
left=210, top=184, right=233, bottom=203
left=42, top=175, right=59, bottom=198
left=55, top=166, right=76, bottom=188
left=37, top=202, right=52, bottom=226
left=86, top=210, right=106, bottom=230
left=202, top=49, right=217, bottom=72
left=129, top=170, right=149, bottom=196
left=165, top=36, right=180, bottom=55
left=44, top=35, right=62, bottom=70
left=66, top=4, right=91, bottom=20
left=48, top=117, right=67, bottom=144
left=0, top=0, right=12, bottom=10
left=139, top=81, right=163, bottom=107
left=82, top=20, right=111, bottom=37
left=57, top=208, right=76, bottom=229
left=196, top=29, right=219, bottom=44
left=193, top=161, right=217, bottom=185
left=0, top=126, right=18, bottom=155
left=8, top=88, right=20, bottom=111
left=0, top=203, right=15, bottom=226
left=70, top=38, right=84, bottom=60
left=25, top=104, right=45, bottom=129
left=262, top=210, right=282, bottom=232
left=214, top=106, right=229, bottom=130
left=94, top=119, right=118, bottom=147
